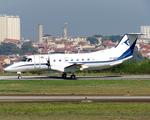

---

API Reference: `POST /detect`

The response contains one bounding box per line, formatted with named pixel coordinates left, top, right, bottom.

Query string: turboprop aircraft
left=4, top=33, right=142, bottom=79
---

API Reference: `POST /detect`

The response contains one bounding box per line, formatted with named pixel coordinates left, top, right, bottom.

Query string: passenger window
left=64, top=57, right=68, bottom=62
left=53, top=60, right=56, bottom=62
left=59, top=59, right=61, bottom=62
left=27, top=58, right=32, bottom=62
left=82, top=59, right=84, bottom=61
left=87, top=58, right=90, bottom=61
left=77, top=59, right=79, bottom=61
left=71, top=59, right=73, bottom=61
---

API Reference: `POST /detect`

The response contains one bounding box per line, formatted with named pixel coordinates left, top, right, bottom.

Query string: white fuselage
left=4, top=47, right=128, bottom=73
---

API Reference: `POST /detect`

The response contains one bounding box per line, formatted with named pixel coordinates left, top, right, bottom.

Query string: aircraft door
left=34, top=56, right=41, bottom=69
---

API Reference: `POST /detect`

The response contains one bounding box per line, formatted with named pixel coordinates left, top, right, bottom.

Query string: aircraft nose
left=4, top=66, right=12, bottom=72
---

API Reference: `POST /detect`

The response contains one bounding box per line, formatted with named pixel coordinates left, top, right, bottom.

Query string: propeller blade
left=46, top=56, right=51, bottom=69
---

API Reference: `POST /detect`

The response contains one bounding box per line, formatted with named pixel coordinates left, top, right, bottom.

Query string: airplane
left=4, top=33, right=142, bottom=79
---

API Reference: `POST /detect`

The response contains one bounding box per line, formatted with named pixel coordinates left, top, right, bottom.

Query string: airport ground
left=0, top=76, right=150, bottom=119
left=0, top=102, right=150, bottom=120
left=1, top=74, right=150, bottom=80
left=1, top=76, right=150, bottom=95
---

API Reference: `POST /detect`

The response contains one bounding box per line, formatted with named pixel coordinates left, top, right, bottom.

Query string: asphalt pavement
left=0, top=95, right=150, bottom=102
left=1, top=75, right=150, bottom=80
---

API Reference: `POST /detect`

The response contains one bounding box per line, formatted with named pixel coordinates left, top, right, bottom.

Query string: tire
left=71, top=75, right=76, bottom=79
left=18, top=76, right=22, bottom=79
left=62, top=73, right=67, bottom=78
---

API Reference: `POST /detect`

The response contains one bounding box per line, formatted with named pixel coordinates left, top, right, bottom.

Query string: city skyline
left=0, top=0, right=150, bottom=40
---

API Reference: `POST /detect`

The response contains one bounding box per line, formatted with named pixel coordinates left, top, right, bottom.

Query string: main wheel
left=62, top=73, right=67, bottom=78
left=70, top=75, right=76, bottom=79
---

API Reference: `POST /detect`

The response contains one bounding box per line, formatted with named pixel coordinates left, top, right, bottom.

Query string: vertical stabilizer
left=116, top=33, right=143, bottom=61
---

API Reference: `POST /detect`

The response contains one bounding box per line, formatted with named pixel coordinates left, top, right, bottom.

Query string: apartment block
left=141, top=26, right=150, bottom=39
left=0, top=14, right=20, bottom=42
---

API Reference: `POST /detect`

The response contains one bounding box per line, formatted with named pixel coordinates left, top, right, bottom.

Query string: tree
left=101, top=36, right=110, bottom=41
left=110, top=35, right=121, bottom=42
left=0, top=43, right=21, bottom=55
left=21, top=41, right=38, bottom=54
left=86, top=37, right=99, bottom=44
left=93, top=34, right=102, bottom=38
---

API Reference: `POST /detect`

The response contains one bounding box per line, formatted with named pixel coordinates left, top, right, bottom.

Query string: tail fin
left=116, top=33, right=143, bottom=61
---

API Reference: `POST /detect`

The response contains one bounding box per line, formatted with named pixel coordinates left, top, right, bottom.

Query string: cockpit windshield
left=21, top=57, right=32, bottom=62
left=21, top=57, right=27, bottom=62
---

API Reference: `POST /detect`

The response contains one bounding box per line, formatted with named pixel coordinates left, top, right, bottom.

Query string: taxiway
left=0, top=95, right=150, bottom=102
left=1, top=75, right=150, bottom=80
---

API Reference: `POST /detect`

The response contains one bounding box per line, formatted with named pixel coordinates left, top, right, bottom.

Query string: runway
left=0, top=95, right=150, bottom=102
left=1, top=75, right=150, bottom=80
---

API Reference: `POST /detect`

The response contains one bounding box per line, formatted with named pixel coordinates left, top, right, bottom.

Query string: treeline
left=0, top=42, right=38, bottom=55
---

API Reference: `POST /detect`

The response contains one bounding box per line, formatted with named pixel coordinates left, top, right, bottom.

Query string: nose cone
left=4, top=62, right=24, bottom=72
left=4, top=66, right=12, bottom=72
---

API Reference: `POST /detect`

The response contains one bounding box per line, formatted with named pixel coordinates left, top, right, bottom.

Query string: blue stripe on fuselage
left=12, top=63, right=46, bottom=69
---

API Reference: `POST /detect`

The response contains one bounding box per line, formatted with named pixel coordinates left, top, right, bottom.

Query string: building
left=63, top=23, right=67, bottom=40
left=38, top=24, right=43, bottom=43
left=0, top=14, right=20, bottom=42
left=141, top=26, right=150, bottom=39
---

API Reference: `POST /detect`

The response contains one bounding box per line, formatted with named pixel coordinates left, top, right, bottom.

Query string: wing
left=64, top=63, right=89, bottom=73
left=65, top=63, right=83, bottom=70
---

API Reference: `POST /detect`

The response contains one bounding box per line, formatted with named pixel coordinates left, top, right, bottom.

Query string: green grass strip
left=0, top=102, right=150, bottom=115
left=0, top=80, right=150, bottom=95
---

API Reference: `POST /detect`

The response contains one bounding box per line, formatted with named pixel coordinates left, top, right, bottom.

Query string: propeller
left=46, top=56, right=51, bottom=69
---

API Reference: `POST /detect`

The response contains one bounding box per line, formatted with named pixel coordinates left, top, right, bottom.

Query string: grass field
left=1, top=102, right=150, bottom=115
left=1, top=116, right=150, bottom=120
left=0, top=79, right=150, bottom=120
left=0, top=79, right=150, bottom=95
left=0, top=102, right=150, bottom=120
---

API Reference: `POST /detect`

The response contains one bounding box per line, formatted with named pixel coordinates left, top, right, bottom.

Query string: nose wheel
left=17, top=72, right=22, bottom=79
left=18, top=74, right=22, bottom=79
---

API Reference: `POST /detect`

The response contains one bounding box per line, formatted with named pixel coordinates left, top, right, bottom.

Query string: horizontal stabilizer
left=126, top=33, right=144, bottom=35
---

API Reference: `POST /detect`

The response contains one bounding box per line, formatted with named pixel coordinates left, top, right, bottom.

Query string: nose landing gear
left=17, top=72, right=22, bottom=79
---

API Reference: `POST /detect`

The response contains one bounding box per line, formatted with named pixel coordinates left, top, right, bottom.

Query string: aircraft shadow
left=23, top=75, right=122, bottom=80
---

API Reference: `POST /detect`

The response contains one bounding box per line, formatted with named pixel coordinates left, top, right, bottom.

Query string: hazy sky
left=0, top=0, right=150, bottom=40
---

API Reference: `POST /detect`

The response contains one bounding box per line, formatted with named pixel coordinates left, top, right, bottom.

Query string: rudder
left=115, top=33, right=142, bottom=61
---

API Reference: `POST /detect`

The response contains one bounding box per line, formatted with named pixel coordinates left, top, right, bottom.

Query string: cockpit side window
left=21, top=58, right=27, bottom=62
left=27, top=58, right=32, bottom=62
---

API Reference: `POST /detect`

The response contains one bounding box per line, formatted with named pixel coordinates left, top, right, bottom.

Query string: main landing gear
left=62, top=73, right=67, bottom=78
left=70, top=74, right=76, bottom=79
left=62, top=72, right=76, bottom=79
